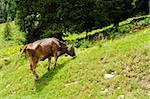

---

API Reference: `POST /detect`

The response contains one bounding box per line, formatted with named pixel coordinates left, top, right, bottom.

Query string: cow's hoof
left=47, top=67, right=50, bottom=71
left=72, top=56, right=76, bottom=59
left=34, top=76, right=39, bottom=81
left=35, top=78, right=39, bottom=81
left=53, top=65, right=56, bottom=69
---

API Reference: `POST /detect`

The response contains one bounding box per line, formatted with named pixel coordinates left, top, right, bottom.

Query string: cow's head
left=67, top=45, right=76, bottom=58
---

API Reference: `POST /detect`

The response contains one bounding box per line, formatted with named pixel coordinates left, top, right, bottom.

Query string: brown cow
left=21, top=38, right=76, bottom=81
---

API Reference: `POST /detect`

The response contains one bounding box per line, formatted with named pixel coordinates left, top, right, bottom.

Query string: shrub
left=3, top=21, right=12, bottom=40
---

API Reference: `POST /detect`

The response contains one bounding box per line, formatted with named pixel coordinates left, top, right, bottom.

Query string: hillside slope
left=0, top=28, right=150, bottom=98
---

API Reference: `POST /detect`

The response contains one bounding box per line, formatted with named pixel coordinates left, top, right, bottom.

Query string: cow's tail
left=20, top=45, right=28, bottom=54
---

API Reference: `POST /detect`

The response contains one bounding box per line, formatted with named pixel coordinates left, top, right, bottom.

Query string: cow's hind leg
left=47, top=57, right=51, bottom=71
left=29, top=59, right=39, bottom=81
left=30, top=64, right=38, bottom=81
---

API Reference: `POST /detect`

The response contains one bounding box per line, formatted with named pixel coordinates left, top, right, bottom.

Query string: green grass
left=0, top=22, right=150, bottom=98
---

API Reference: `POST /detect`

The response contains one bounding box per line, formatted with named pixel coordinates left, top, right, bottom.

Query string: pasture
left=0, top=22, right=149, bottom=98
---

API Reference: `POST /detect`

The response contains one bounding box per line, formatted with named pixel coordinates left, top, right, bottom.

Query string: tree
left=4, top=19, right=12, bottom=40
left=16, top=0, right=98, bottom=43
left=133, top=0, right=149, bottom=15
left=103, top=0, right=134, bottom=27
left=0, top=0, right=16, bottom=23
left=16, top=0, right=147, bottom=43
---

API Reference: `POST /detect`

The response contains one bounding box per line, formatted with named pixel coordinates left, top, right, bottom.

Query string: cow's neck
left=57, top=45, right=68, bottom=56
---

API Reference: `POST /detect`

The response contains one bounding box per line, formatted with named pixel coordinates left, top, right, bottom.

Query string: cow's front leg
left=53, top=55, right=58, bottom=69
left=47, top=57, right=51, bottom=71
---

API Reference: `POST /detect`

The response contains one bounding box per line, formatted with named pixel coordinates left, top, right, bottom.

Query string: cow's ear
left=67, top=45, right=71, bottom=51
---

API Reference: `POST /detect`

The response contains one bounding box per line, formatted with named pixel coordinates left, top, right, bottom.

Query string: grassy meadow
left=0, top=21, right=150, bottom=98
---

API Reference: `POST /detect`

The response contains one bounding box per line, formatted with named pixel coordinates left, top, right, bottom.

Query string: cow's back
left=25, top=38, right=68, bottom=61
left=39, top=38, right=67, bottom=55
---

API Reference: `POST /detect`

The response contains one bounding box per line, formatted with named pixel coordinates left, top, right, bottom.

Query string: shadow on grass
left=34, top=58, right=73, bottom=92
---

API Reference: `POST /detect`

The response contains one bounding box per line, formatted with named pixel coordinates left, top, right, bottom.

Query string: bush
left=135, top=18, right=150, bottom=26
left=3, top=21, right=12, bottom=40
left=66, top=40, right=93, bottom=48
